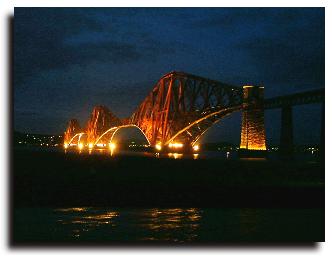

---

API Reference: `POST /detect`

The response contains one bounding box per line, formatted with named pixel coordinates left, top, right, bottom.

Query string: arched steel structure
left=92, top=124, right=151, bottom=148
left=67, top=132, right=86, bottom=146
left=129, top=71, right=242, bottom=146
left=109, top=125, right=151, bottom=146
left=165, top=105, right=242, bottom=146
left=93, top=127, right=117, bottom=147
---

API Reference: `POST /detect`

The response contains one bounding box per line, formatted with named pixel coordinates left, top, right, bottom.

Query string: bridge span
left=64, top=71, right=324, bottom=156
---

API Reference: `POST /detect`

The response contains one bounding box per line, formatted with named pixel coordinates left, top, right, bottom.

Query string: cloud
left=191, top=8, right=321, bottom=31
left=235, top=17, right=324, bottom=89
left=190, top=8, right=325, bottom=90
left=14, top=8, right=184, bottom=87
left=14, top=9, right=139, bottom=84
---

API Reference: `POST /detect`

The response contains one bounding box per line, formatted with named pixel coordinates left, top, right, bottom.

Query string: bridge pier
left=279, top=105, right=293, bottom=160
left=239, top=85, right=267, bottom=158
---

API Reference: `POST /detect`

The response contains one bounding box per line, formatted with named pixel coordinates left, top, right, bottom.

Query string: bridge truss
left=129, top=71, right=242, bottom=146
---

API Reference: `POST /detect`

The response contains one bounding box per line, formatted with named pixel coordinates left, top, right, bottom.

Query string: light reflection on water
left=65, top=148, right=237, bottom=160
left=64, top=146, right=236, bottom=160
left=66, top=149, right=320, bottom=162
left=54, top=207, right=202, bottom=242
left=167, top=153, right=183, bottom=159
left=13, top=207, right=324, bottom=243
left=55, top=208, right=119, bottom=239
left=136, top=208, right=201, bottom=242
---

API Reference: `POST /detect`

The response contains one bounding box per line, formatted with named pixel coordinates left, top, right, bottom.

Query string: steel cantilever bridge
left=64, top=71, right=324, bottom=154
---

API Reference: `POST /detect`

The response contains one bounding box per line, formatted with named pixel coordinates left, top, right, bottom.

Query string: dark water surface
left=12, top=148, right=324, bottom=244
left=13, top=207, right=324, bottom=244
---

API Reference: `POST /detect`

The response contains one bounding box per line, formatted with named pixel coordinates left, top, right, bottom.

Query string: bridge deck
left=264, top=88, right=324, bottom=109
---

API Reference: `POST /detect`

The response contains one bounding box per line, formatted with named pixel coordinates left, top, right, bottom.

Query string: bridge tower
left=239, top=85, right=267, bottom=156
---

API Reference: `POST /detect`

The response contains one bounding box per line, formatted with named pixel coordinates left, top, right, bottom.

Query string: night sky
left=14, top=8, right=324, bottom=145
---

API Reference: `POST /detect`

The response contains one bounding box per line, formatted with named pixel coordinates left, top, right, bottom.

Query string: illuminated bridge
left=64, top=71, right=324, bottom=155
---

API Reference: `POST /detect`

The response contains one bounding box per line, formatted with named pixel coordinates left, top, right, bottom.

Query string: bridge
left=64, top=71, right=324, bottom=157
left=264, top=88, right=325, bottom=159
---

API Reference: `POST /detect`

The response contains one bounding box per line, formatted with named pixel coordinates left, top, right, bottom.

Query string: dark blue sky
left=14, top=8, right=324, bottom=145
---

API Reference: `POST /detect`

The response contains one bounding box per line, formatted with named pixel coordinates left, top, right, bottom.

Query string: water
left=12, top=148, right=323, bottom=243
left=13, top=207, right=324, bottom=243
